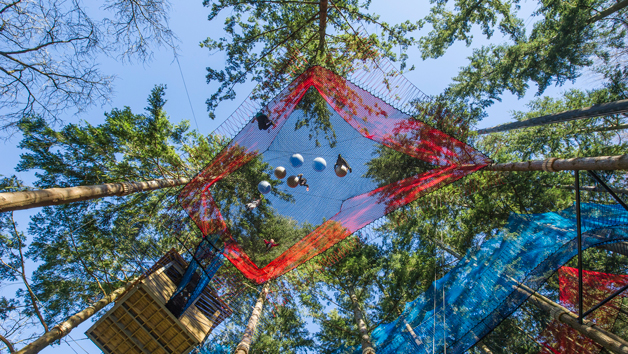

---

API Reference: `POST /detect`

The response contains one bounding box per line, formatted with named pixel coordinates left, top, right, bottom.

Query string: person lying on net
left=254, top=112, right=275, bottom=130
left=297, top=174, right=309, bottom=191
left=335, top=154, right=352, bottom=173
left=264, top=239, right=279, bottom=252
left=245, top=198, right=261, bottom=211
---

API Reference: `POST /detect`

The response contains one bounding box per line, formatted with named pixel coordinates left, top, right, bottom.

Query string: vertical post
left=235, top=284, right=269, bottom=354
left=575, top=170, right=584, bottom=325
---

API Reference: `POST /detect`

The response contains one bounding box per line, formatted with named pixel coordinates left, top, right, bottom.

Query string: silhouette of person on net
left=335, top=154, right=352, bottom=173
left=245, top=198, right=261, bottom=211
left=297, top=174, right=309, bottom=191
left=264, top=239, right=279, bottom=252
left=255, top=112, right=275, bottom=131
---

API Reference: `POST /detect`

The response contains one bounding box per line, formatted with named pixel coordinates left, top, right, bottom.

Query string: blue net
left=169, top=238, right=225, bottom=317
left=366, top=203, right=628, bottom=354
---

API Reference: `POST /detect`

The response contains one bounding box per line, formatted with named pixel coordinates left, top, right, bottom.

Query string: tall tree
left=417, top=0, right=628, bottom=110
left=201, top=0, right=421, bottom=117
left=2, top=85, right=217, bottom=350
left=0, top=177, right=47, bottom=353
left=0, top=0, right=178, bottom=132
left=298, top=243, right=386, bottom=353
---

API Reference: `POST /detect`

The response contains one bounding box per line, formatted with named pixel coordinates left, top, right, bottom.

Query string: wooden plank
left=120, top=302, right=174, bottom=354
left=109, top=313, right=152, bottom=354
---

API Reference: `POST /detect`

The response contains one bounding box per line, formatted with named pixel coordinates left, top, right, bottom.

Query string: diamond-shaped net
left=179, top=66, right=490, bottom=284
left=365, top=203, right=628, bottom=354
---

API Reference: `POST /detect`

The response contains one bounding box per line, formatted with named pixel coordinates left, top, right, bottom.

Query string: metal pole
left=582, top=283, right=628, bottom=318
left=575, top=170, right=584, bottom=325
left=587, top=171, right=628, bottom=212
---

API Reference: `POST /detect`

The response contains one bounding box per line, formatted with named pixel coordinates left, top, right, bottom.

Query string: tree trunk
left=317, top=0, right=329, bottom=57
left=477, top=155, right=628, bottom=172
left=431, top=241, right=628, bottom=354
left=235, top=284, right=270, bottom=354
left=348, top=286, right=376, bottom=354
left=14, top=278, right=138, bottom=354
left=0, top=177, right=189, bottom=213
left=475, top=99, right=628, bottom=134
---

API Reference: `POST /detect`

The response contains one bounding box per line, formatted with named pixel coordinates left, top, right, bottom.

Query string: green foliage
left=365, top=145, right=436, bottom=187
left=0, top=176, right=46, bottom=347
left=297, top=243, right=386, bottom=352
left=16, top=84, right=215, bottom=188
left=12, top=85, right=221, bottom=323
left=201, top=0, right=421, bottom=118
left=418, top=0, right=628, bottom=109
left=248, top=302, right=314, bottom=353
left=368, top=85, right=628, bottom=351
left=229, top=207, right=314, bottom=268
left=294, top=88, right=337, bottom=148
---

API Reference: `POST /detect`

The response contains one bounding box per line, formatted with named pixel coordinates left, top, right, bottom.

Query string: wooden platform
left=86, top=259, right=221, bottom=354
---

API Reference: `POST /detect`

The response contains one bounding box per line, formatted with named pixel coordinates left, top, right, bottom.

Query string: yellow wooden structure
left=86, top=250, right=230, bottom=354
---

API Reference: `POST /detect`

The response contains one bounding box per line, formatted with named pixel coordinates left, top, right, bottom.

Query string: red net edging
left=537, top=266, right=628, bottom=354
left=179, top=66, right=491, bottom=284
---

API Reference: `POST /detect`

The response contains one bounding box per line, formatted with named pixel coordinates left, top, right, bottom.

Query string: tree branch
left=0, top=333, right=15, bottom=353
left=589, top=0, right=628, bottom=23
left=11, top=213, right=49, bottom=333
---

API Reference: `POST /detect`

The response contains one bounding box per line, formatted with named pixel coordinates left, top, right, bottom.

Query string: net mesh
left=537, top=266, right=628, bottom=354
left=365, top=203, right=628, bottom=354
left=178, top=65, right=490, bottom=284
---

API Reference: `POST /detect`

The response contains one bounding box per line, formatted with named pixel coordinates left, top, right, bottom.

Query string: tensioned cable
left=174, top=51, right=200, bottom=132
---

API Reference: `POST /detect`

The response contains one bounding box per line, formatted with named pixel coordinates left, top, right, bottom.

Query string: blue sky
left=0, top=0, right=602, bottom=353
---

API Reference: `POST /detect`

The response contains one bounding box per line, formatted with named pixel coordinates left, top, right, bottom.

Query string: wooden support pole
left=15, top=279, right=138, bottom=354
left=476, top=99, right=628, bottom=134
left=479, top=155, right=628, bottom=172
left=0, top=177, right=189, bottom=213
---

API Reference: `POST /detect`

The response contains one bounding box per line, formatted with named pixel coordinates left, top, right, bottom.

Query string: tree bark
left=348, top=286, right=376, bottom=354
left=477, top=155, right=628, bottom=172
left=14, top=278, right=138, bottom=354
left=475, top=99, right=628, bottom=134
left=317, top=0, right=328, bottom=57
left=431, top=240, right=628, bottom=354
left=0, top=333, right=15, bottom=353
left=0, top=177, right=189, bottom=213
left=235, top=284, right=270, bottom=354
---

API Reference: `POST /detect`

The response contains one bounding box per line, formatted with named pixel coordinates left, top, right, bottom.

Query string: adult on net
left=335, top=154, right=352, bottom=173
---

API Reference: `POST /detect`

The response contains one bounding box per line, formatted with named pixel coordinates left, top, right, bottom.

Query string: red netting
left=179, top=66, right=490, bottom=283
left=537, top=266, right=628, bottom=354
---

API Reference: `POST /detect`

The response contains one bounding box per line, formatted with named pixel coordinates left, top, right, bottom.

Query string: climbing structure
left=178, top=65, right=490, bottom=284
left=86, top=249, right=233, bottom=354
left=366, top=203, right=628, bottom=354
